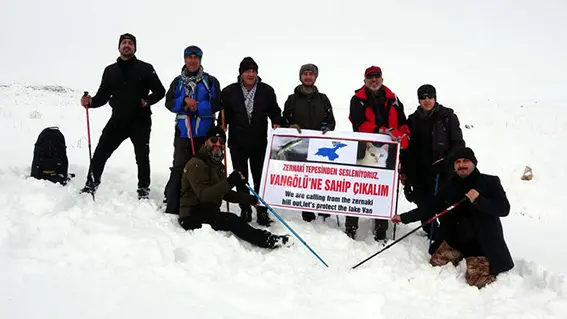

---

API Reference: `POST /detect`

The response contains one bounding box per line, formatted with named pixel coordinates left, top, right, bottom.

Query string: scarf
left=241, top=80, right=258, bottom=123
left=180, top=66, right=209, bottom=98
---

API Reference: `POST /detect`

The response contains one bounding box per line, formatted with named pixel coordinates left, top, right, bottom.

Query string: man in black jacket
left=402, top=84, right=465, bottom=238
left=80, top=33, right=166, bottom=199
left=220, top=57, right=282, bottom=226
left=392, top=147, right=514, bottom=289
left=282, top=63, right=336, bottom=222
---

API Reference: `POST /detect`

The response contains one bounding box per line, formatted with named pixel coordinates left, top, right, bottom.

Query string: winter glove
left=178, top=216, right=202, bottom=231
left=389, top=129, right=409, bottom=149
left=243, top=194, right=259, bottom=206
left=289, top=124, right=302, bottom=134
left=227, top=171, right=246, bottom=187
left=320, top=121, right=330, bottom=135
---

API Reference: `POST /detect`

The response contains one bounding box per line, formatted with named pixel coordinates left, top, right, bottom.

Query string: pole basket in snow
left=246, top=184, right=329, bottom=268
left=351, top=197, right=467, bottom=270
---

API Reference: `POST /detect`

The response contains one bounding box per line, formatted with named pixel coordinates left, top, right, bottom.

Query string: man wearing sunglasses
left=402, top=84, right=465, bottom=239
left=162, top=45, right=222, bottom=215
left=347, top=65, right=410, bottom=242
left=80, top=33, right=166, bottom=199
left=178, top=126, right=291, bottom=249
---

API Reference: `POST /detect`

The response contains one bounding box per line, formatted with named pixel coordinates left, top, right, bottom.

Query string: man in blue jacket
left=163, top=45, right=222, bottom=214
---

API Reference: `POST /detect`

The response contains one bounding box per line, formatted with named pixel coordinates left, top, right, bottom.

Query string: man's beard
left=208, top=148, right=224, bottom=163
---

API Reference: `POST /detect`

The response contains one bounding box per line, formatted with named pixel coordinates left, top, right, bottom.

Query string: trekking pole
left=221, top=108, right=230, bottom=212
left=246, top=184, right=329, bottom=268
left=351, top=197, right=467, bottom=270
left=83, top=91, right=95, bottom=201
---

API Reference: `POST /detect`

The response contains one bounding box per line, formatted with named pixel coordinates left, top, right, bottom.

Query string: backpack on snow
left=30, top=126, right=73, bottom=185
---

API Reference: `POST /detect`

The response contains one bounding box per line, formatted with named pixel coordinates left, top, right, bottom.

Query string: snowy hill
left=0, top=83, right=566, bottom=318
left=2, top=0, right=567, bottom=317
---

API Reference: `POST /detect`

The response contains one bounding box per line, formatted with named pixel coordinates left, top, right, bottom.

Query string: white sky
left=1, top=0, right=566, bottom=108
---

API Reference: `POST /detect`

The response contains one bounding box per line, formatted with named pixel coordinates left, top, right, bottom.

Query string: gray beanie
left=299, top=63, right=318, bottom=80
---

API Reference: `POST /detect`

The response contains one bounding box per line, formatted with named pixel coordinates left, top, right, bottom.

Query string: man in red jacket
left=347, top=65, right=410, bottom=241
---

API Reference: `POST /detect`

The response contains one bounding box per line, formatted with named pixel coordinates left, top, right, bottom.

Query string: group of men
left=79, top=33, right=514, bottom=287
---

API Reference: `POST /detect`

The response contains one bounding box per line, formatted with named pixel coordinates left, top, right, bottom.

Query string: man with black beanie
left=178, top=126, right=291, bottom=249
left=392, top=147, right=514, bottom=289
left=219, top=57, right=282, bottom=226
left=402, top=84, right=465, bottom=238
left=80, top=33, right=166, bottom=199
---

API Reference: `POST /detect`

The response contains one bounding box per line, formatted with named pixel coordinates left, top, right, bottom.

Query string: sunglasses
left=210, top=136, right=225, bottom=145
left=184, top=46, right=203, bottom=57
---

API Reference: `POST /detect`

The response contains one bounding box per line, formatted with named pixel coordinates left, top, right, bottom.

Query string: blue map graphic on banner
left=314, top=142, right=347, bottom=161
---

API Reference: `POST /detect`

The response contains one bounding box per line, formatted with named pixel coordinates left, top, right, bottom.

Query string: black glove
left=227, top=171, right=246, bottom=187
left=243, top=194, right=258, bottom=206
left=178, top=216, right=202, bottom=231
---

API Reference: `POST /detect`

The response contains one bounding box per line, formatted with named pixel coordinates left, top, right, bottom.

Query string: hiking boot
left=240, top=206, right=253, bottom=223
left=80, top=180, right=99, bottom=195
left=373, top=219, right=388, bottom=241
left=345, top=226, right=357, bottom=239
left=429, top=241, right=463, bottom=267
left=319, top=213, right=331, bottom=221
left=302, top=212, right=316, bottom=222
left=257, top=207, right=273, bottom=226
left=137, top=187, right=150, bottom=200
left=266, top=234, right=293, bottom=249
left=465, top=256, right=496, bottom=289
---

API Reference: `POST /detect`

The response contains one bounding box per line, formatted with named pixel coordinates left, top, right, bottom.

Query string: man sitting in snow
left=178, top=125, right=291, bottom=249
left=392, top=147, right=514, bottom=288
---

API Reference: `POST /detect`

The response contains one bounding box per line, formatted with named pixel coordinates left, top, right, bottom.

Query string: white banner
left=258, top=128, right=400, bottom=219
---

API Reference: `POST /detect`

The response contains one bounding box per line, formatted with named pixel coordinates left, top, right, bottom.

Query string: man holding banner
left=347, top=65, right=410, bottom=241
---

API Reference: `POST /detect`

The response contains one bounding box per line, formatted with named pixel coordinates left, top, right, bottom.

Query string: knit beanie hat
left=452, top=147, right=477, bottom=166
left=119, top=33, right=137, bottom=49
left=299, top=63, right=318, bottom=80
left=239, top=57, right=258, bottom=75
left=417, top=84, right=436, bottom=100
left=205, top=126, right=226, bottom=141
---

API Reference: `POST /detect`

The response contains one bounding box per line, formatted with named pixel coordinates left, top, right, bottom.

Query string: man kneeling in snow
left=178, top=126, right=291, bottom=249
left=392, top=147, right=514, bottom=288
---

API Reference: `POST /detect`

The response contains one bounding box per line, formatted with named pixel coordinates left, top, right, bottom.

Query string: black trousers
left=179, top=210, right=273, bottom=248
left=87, top=116, right=151, bottom=188
left=163, top=131, right=206, bottom=214
left=229, top=145, right=266, bottom=212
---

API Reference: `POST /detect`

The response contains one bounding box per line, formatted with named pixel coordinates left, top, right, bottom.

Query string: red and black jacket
left=348, top=84, right=410, bottom=137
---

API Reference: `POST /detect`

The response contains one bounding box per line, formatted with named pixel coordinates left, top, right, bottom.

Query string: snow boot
left=80, top=179, right=99, bottom=195
left=137, top=187, right=150, bottom=200
left=240, top=206, right=253, bottom=223
left=345, top=225, right=357, bottom=239
left=465, top=256, right=496, bottom=289
left=302, top=212, right=316, bottom=222
left=373, top=219, right=388, bottom=241
left=267, top=234, right=292, bottom=249
left=256, top=206, right=273, bottom=226
left=429, top=241, right=463, bottom=267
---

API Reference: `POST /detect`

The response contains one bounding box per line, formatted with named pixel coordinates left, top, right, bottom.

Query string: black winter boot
left=240, top=206, right=253, bottom=223
left=266, top=234, right=292, bottom=248
left=80, top=179, right=99, bottom=195
left=256, top=206, right=273, bottom=226
left=137, top=187, right=150, bottom=200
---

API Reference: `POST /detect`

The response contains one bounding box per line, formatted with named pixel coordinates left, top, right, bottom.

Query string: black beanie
left=205, top=126, right=226, bottom=141
left=417, top=84, right=436, bottom=100
left=452, top=147, right=477, bottom=166
left=299, top=63, right=318, bottom=80
left=119, top=33, right=137, bottom=49
left=239, top=57, right=258, bottom=75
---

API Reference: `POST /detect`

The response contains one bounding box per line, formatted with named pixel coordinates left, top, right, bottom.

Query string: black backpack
left=30, top=127, right=72, bottom=185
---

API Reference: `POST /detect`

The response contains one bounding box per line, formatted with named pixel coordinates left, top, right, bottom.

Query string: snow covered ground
left=2, top=0, right=567, bottom=318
